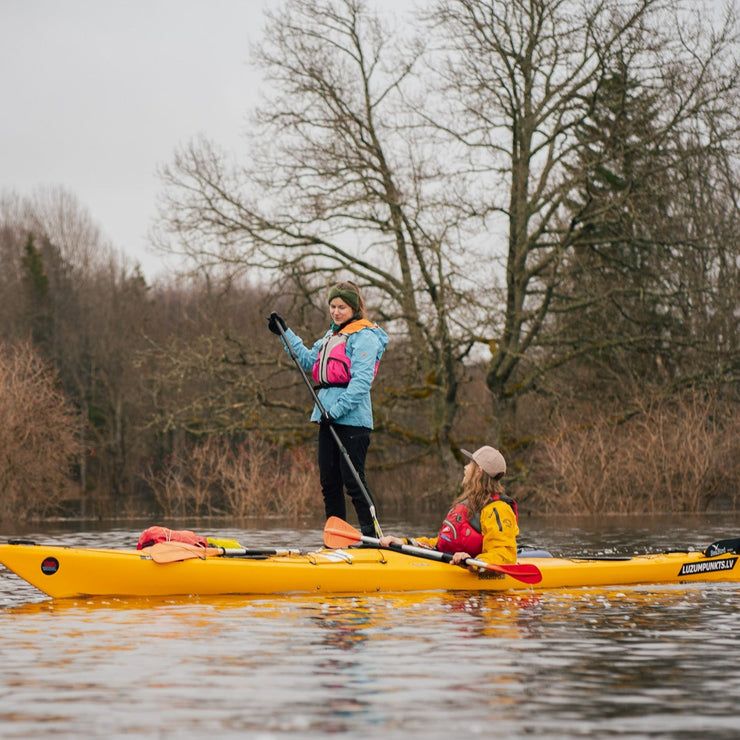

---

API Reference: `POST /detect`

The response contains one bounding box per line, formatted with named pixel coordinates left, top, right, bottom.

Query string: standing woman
left=267, top=281, right=389, bottom=536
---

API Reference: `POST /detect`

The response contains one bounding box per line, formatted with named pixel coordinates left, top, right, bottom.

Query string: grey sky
left=1, top=0, right=268, bottom=279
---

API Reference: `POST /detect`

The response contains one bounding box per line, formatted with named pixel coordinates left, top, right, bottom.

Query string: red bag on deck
left=137, top=526, right=208, bottom=550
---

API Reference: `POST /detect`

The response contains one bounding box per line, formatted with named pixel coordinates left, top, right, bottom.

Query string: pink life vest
left=435, top=494, right=518, bottom=555
left=312, top=319, right=379, bottom=388
left=136, top=526, right=208, bottom=550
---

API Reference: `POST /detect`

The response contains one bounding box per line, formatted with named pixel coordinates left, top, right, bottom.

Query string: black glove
left=267, top=312, right=287, bottom=335
left=321, top=411, right=333, bottom=425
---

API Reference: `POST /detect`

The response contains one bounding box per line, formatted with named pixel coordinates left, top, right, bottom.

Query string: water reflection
left=2, top=515, right=740, bottom=738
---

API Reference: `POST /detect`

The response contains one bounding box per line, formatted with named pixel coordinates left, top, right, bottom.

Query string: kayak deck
left=1, top=540, right=738, bottom=599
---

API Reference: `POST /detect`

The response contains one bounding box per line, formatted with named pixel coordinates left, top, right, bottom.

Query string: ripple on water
left=1, top=521, right=740, bottom=738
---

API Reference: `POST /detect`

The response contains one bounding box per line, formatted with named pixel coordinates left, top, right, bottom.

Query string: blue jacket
left=283, top=323, right=389, bottom=429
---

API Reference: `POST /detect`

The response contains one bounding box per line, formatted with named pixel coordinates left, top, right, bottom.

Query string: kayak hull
left=1, top=542, right=738, bottom=599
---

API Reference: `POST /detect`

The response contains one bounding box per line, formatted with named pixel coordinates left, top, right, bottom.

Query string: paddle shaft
left=322, top=517, right=542, bottom=583
left=274, top=319, right=383, bottom=538
left=353, top=531, right=539, bottom=581
left=144, top=542, right=301, bottom=563
left=216, top=547, right=300, bottom=557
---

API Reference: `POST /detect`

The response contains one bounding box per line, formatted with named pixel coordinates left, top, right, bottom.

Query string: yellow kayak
left=1, top=537, right=738, bottom=599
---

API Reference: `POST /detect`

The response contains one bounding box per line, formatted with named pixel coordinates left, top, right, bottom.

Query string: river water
left=1, top=513, right=739, bottom=739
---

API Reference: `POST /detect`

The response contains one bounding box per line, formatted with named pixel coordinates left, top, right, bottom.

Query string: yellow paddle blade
left=206, top=537, right=243, bottom=549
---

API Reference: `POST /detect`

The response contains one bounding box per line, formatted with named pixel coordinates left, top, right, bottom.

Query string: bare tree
left=1, top=187, right=156, bottom=513
left=0, top=342, right=81, bottom=520
left=155, top=0, right=488, bottom=485
left=153, top=0, right=740, bottom=499
left=426, top=0, right=740, bottom=433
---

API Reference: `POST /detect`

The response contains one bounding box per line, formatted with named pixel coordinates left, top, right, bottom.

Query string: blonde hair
left=453, top=462, right=505, bottom=515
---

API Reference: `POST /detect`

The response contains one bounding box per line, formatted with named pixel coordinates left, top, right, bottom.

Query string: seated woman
left=381, top=445, right=519, bottom=566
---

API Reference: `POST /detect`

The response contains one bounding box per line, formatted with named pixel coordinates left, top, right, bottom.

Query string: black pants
left=318, top=422, right=377, bottom=536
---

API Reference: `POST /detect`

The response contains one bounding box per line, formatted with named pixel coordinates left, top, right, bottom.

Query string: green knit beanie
left=327, top=285, right=359, bottom=311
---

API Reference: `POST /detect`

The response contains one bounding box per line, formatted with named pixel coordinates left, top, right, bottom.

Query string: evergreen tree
left=21, top=233, right=51, bottom=345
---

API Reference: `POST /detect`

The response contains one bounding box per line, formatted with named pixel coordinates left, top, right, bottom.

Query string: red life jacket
left=435, top=494, right=518, bottom=555
left=312, top=319, right=379, bottom=388
left=136, top=526, right=208, bottom=550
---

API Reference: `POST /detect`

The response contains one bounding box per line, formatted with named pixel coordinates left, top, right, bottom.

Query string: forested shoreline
left=1, top=0, right=739, bottom=522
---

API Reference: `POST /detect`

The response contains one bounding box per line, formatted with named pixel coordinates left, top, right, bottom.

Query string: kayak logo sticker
left=679, top=556, right=737, bottom=577
left=40, top=557, right=60, bottom=575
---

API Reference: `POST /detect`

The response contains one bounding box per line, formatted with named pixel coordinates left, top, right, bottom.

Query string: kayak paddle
left=144, top=541, right=300, bottom=564
left=323, top=517, right=542, bottom=584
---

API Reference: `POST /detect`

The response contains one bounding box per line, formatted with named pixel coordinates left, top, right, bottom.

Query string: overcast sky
left=1, top=0, right=270, bottom=279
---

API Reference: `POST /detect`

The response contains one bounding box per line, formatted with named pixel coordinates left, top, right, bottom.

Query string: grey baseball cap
left=461, top=446, right=506, bottom=479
